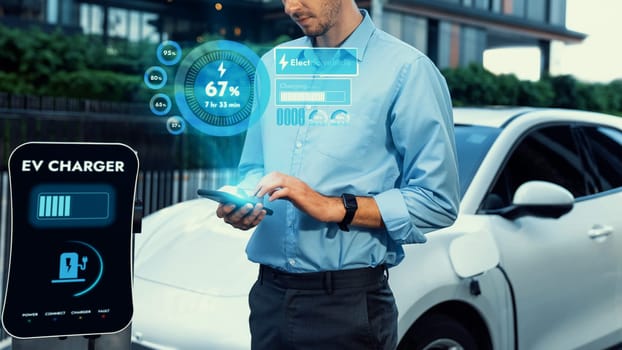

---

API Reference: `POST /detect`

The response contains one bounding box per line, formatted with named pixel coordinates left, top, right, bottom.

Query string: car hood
left=134, top=198, right=257, bottom=297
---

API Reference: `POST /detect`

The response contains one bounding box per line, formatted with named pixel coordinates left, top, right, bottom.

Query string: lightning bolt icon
left=66, top=257, right=73, bottom=272
left=218, top=61, right=226, bottom=78
left=279, top=54, right=288, bottom=71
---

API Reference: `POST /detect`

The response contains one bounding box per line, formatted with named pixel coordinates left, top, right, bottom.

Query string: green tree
left=518, top=79, right=554, bottom=107
left=0, top=24, right=150, bottom=101
left=548, top=75, right=579, bottom=109
left=442, top=64, right=497, bottom=106
left=494, top=73, right=521, bottom=106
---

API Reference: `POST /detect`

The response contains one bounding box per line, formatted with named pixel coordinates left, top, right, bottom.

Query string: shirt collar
left=299, top=9, right=376, bottom=62
left=341, top=9, right=376, bottom=62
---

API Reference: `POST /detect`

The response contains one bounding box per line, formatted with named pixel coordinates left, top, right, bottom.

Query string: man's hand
left=254, top=172, right=344, bottom=223
left=216, top=202, right=267, bottom=230
left=218, top=172, right=384, bottom=230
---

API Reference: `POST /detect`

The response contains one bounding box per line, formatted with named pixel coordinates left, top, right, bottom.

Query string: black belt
left=259, top=264, right=387, bottom=293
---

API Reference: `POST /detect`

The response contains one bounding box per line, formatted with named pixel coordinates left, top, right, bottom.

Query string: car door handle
left=588, top=225, right=613, bottom=240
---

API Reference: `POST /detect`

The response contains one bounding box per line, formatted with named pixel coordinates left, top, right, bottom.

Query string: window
left=402, top=15, right=428, bottom=53
left=482, top=125, right=589, bottom=210
left=581, top=126, right=622, bottom=192
left=436, top=21, right=453, bottom=68
left=383, top=11, right=402, bottom=39
left=513, top=0, right=526, bottom=18
left=383, top=11, right=428, bottom=52
left=455, top=125, right=501, bottom=197
left=526, top=0, right=547, bottom=22
left=47, top=0, right=59, bottom=23
left=460, top=26, right=486, bottom=65
left=474, top=0, right=490, bottom=10
left=491, top=0, right=502, bottom=13
left=109, top=8, right=129, bottom=38
left=549, top=0, right=566, bottom=25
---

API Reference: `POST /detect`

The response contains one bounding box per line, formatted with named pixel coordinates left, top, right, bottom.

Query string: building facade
left=0, top=0, right=584, bottom=76
left=378, top=0, right=585, bottom=76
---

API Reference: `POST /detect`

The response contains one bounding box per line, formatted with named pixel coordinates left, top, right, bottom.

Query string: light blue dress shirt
left=238, top=11, right=460, bottom=272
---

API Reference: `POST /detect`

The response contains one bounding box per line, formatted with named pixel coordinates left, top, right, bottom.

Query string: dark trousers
left=249, top=265, right=398, bottom=350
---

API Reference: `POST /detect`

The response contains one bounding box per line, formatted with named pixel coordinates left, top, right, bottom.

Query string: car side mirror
left=492, top=181, right=574, bottom=220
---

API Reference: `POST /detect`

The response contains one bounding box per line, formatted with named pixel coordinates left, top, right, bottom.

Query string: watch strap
left=338, top=193, right=357, bottom=231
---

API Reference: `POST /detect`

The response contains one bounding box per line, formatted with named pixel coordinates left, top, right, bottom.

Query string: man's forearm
left=323, top=196, right=384, bottom=229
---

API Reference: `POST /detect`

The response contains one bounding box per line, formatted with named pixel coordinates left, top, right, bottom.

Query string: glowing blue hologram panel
left=144, top=66, right=168, bottom=89
left=166, top=115, right=186, bottom=135
left=276, top=78, right=351, bottom=106
left=30, top=184, right=116, bottom=228
left=149, top=93, right=172, bottom=116
left=275, top=48, right=358, bottom=76
left=174, top=40, right=270, bottom=136
left=157, top=40, right=182, bottom=66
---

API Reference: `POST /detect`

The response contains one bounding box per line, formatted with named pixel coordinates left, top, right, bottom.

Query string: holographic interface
left=273, top=47, right=358, bottom=128
left=144, top=40, right=270, bottom=136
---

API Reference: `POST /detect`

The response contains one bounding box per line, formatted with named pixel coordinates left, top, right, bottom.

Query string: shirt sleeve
left=236, top=53, right=272, bottom=195
left=374, top=56, right=460, bottom=244
left=237, top=120, right=265, bottom=195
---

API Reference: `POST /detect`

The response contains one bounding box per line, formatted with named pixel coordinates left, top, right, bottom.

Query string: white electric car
left=131, top=107, right=622, bottom=350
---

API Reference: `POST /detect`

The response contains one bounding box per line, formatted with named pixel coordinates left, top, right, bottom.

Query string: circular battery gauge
left=174, top=40, right=270, bottom=136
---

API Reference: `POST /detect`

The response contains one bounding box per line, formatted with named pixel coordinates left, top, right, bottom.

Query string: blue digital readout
left=37, top=192, right=109, bottom=220
left=275, top=48, right=358, bottom=76
left=30, top=184, right=116, bottom=228
left=276, top=78, right=351, bottom=106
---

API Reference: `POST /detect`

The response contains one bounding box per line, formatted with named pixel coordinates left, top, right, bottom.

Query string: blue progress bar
left=39, top=195, right=71, bottom=218
left=36, top=192, right=109, bottom=220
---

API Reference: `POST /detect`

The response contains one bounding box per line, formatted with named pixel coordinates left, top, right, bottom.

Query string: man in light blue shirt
left=217, top=0, right=459, bottom=348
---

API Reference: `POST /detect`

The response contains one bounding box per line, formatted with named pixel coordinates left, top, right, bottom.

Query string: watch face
left=339, top=194, right=357, bottom=232
left=342, top=194, right=358, bottom=210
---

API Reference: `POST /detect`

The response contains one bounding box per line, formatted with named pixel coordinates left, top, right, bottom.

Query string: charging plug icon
left=52, top=252, right=88, bottom=283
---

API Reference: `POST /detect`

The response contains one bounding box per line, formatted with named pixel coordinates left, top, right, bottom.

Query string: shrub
left=441, top=65, right=621, bottom=116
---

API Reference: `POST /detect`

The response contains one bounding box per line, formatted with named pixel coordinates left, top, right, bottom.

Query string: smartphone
left=197, top=188, right=273, bottom=215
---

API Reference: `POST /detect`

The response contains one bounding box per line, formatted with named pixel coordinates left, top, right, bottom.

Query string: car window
left=580, top=126, right=622, bottom=192
left=454, top=125, right=500, bottom=197
left=481, top=125, right=588, bottom=210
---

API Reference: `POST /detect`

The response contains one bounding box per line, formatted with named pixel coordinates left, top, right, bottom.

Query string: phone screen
left=197, top=189, right=273, bottom=215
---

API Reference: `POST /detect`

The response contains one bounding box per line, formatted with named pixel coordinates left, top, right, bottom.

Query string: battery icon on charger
left=37, top=192, right=109, bottom=220
left=30, top=184, right=116, bottom=228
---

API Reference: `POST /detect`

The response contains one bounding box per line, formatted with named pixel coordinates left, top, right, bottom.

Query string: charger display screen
left=30, top=184, right=116, bottom=228
left=2, top=142, right=138, bottom=339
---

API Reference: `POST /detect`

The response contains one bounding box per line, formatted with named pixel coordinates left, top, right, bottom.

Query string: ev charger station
left=2, top=142, right=139, bottom=349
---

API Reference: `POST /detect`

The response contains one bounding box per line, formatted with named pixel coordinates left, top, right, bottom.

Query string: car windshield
left=454, top=125, right=501, bottom=197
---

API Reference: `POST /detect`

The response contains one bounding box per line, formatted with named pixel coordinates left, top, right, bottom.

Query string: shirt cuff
left=374, top=189, right=427, bottom=244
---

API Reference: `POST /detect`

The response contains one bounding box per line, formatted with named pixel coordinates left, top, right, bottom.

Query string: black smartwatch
left=338, top=193, right=358, bottom=231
